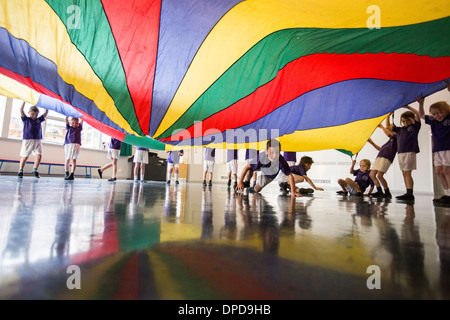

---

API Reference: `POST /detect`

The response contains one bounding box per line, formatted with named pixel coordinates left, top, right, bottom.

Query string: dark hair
left=400, top=111, right=415, bottom=120
left=29, top=106, right=39, bottom=113
left=300, top=156, right=314, bottom=165
left=266, top=139, right=281, bottom=150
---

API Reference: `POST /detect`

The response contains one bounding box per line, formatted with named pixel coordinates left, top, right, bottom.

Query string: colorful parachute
left=0, top=0, right=449, bottom=154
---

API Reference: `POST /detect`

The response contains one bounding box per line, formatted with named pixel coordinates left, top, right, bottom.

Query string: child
left=226, top=149, right=239, bottom=188
left=98, top=137, right=122, bottom=182
left=337, top=159, right=374, bottom=196
left=63, top=116, right=83, bottom=180
left=392, top=105, right=421, bottom=200
left=236, top=139, right=301, bottom=197
left=203, top=147, right=215, bottom=187
left=17, top=102, right=49, bottom=178
left=367, top=114, right=397, bottom=198
left=418, top=93, right=450, bottom=203
left=279, top=156, right=324, bottom=194
left=133, top=146, right=149, bottom=182
left=167, top=150, right=183, bottom=184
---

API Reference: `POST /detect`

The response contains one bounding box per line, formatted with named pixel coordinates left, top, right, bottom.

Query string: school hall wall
left=184, top=88, right=448, bottom=195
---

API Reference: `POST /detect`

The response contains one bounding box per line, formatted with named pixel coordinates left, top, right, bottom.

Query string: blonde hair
left=429, top=101, right=450, bottom=114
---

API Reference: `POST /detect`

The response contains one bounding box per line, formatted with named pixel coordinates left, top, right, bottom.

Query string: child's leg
left=111, top=159, right=118, bottom=178
left=133, top=163, right=139, bottom=180
left=435, top=166, right=449, bottom=191
left=402, top=170, right=414, bottom=190
left=370, top=170, right=380, bottom=187
left=337, top=178, right=348, bottom=192
left=19, top=156, right=28, bottom=170
left=65, top=159, right=71, bottom=173
left=33, top=154, right=42, bottom=170
left=71, top=159, right=77, bottom=174
left=140, top=163, right=146, bottom=180
left=345, top=178, right=362, bottom=193
left=101, top=163, right=112, bottom=172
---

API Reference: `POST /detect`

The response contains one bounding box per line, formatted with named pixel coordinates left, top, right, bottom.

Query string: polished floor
left=0, top=175, right=448, bottom=300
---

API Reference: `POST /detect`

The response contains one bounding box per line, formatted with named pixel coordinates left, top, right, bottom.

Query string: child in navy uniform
left=226, top=149, right=239, bottom=188
left=278, top=156, right=324, bottom=194
left=18, top=102, right=49, bottom=178
left=418, top=92, right=450, bottom=203
left=236, top=139, right=301, bottom=197
left=367, top=115, right=397, bottom=198
left=63, top=116, right=83, bottom=180
left=133, top=146, right=149, bottom=182
left=167, top=150, right=183, bottom=184
left=203, top=147, right=215, bottom=187
left=98, top=137, right=122, bottom=182
left=392, top=105, right=421, bottom=200
left=337, top=159, right=374, bottom=196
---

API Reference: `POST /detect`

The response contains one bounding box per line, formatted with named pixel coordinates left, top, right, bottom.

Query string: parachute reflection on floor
left=0, top=176, right=448, bottom=300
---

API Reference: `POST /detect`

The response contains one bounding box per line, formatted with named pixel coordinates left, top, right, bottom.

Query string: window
left=2, top=95, right=112, bottom=150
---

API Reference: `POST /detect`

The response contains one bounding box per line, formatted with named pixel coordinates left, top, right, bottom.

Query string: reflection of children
left=337, top=159, right=374, bottom=196
left=226, top=149, right=239, bottom=188
left=133, top=147, right=149, bottom=182
left=64, top=117, right=83, bottom=180
left=236, top=139, right=301, bottom=197
left=392, top=105, right=421, bottom=200
left=98, top=137, right=122, bottom=182
left=203, top=147, right=215, bottom=187
left=418, top=93, right=450, bottom=204
left=279, top=156, right=324, bottom=194
left=167, top=150, right=183, bottom=184
left=18, top=102, right=48, bottom=178
left=367, top=115, right=397, bottom=198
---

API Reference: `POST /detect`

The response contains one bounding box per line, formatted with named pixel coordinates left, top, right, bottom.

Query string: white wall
left=184, top=88, right=449, bottom=195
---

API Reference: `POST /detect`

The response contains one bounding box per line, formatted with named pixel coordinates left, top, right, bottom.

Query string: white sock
left=445, top=189, right=450, bottom=196
left=167, top=171, right=171, bottom=181
left=134, top=175, right=138, bottom=181
left=140, top=174, right=144, bottom=181
left=175, top=173, right=179, bottom=181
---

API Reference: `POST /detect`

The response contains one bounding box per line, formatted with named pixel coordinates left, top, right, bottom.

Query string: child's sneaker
left=17, top=171, right=23, bottom=178
left=299, top=188, right=314, bottom=194
left=98, top=168, right=103, bottom=179
left=107, top=177, right=116, bottom=182
left=396, top=193, right=414, bottom=200
left=33, top=170, right=40, bottom=178
left=208, top=180, right=212, bottom=187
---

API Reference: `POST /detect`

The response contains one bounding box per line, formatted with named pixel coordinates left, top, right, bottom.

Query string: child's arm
left=65, top=116, right=69, bottom=125
left=445, top=79, right=450, bottom=92
left=20, top=102, right=26, bottom=117
left=367, top=138, right=381, bottom=151
left=304, top=175, right=324, bottom=191
left=379, top=122, right=394, bottom=138
left=349, top=159, right=356, bottom=174
left=416, top=94, right=427, bottom=120
left=405, top=105, right=420, bottom=122
left=236, top=163, right=252, bottom=192
left=42, top=108, right=49, bottom=119
left=288, top=173, right=302, bottom=197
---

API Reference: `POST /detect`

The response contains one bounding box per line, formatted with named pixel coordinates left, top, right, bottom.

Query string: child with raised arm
left=278, top=156, right=324, bottom=194
left=367, top=113, right=397, bottom=198
left=17, top=102, right=49, bottom=178
left=236, top=139, right=301, bottom=197
left=337, top=159, right=374, bottom=196
left=63, top=116, right=83, bottom=180
left=166, top=150, right=183, bottom=184
left=392, top=105, right=421, bottom=200
left=417, top=92, right=450, bottom=203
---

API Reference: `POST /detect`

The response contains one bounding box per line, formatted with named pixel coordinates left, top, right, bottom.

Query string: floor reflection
left=0, top=176, right=448, bottom=299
